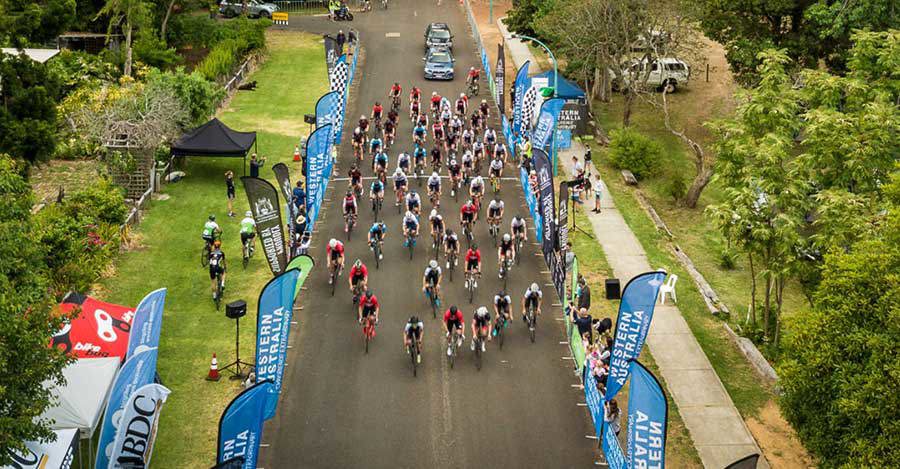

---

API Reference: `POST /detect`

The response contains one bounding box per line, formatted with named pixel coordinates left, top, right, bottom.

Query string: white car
left=612, top=57, right=690, bottom=93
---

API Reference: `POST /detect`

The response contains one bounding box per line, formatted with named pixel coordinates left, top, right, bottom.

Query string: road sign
left=273, top=12, right=289, bottom=26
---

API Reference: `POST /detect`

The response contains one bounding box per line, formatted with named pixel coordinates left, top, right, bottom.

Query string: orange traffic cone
left=293, top=145, right=301, bottom=162
left=206, top=353, right=220, bottom=381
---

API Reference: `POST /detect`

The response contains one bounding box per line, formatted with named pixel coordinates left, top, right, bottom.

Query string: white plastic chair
left=658, top=274, right=678, bottom=304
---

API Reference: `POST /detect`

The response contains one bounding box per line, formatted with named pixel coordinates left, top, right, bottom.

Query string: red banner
left=51, top=297, right=135, bottom=359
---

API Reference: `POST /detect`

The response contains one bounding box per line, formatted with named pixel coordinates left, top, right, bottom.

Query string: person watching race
left=239, top=211, right=256, bottom=255
left=403, top=315, right=424, bottom=363
left=464, top=243, right=482, bottom=288
left=208, top=240, right=226, bottom=299
left=443, top=228, right=459, bottom=268
left=348, top=259, right=369, bottom=296
left=393, top=167, right=408, bottom=207
left=326, top=238, right=345, bottom=284
left=443, top=305, right=465, bottom=354
left=498, top=233, right=515, bottom=271
left=402, top=210, right=420, bottom=246
left=471, top=306, right=491, bottom=351
left=522, top=283, right=543, bottom=322
left=422, top=259, right=443, bottom=305
left=405, top=189, right=421, bottom=216
left=358, top=289, right=380, bottom=324
left=368, top=221, right=387, bottom=259
left=493, top=289, right=512, bottom=332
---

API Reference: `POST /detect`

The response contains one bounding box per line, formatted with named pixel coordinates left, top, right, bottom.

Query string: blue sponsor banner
left=605, top=271, right=668, bottom=401
left=518, top=167, right=542, bottom=242
left=583, top=364, right=604, bottom=438
left=501, top=114, right=514, bottom=159
left=109, top=383, right=170, bottom=467
left=534, top=148, right=555, bottom=259
left=512, top=61, right=531, bottom=138
left=304, top=123, right=334, bottom=230
left=532, top=97, right=565, bottom=151
left=217, top=380, right=274, bottom=469
left=602, top=414, right=628, bottom=469
left=627, top=361, right=668, bottom=469
left=315, top=91, right=341, bottom=141
left=255, top=268, right=301, bottom=420
left=126, top=288, right=166, bottom=360
left=95, top=348, right=159, bottom=469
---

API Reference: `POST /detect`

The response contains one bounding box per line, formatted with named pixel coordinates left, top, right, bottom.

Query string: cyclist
left=511, top=214, right=528, bottom=246
left=371, top=101, right=384, bottom=126
left=388, top=82, right=402, bottom=105
left=348, top=259, right=369, bottom=296
left=413, top=121, right=428, bottom=146
left=358, top=115, right=370, bottom=136
left=358, top=289, right=380, bottom=324
left=430, top=147, right=443, bottom=171
left=522, top=283, right=543, bottom=322
left=384, top=118, right=396, bottom=147
left=208, top=240, right=226, bottom=299
left=369, top=178, right=385, bottom=210
left=373, top=150, right=389, bottom=179
left=430, top=91, right=442, bottom=116
left=489, top=156, right=504, bottom=189
left=431, top=119, right=444, bottom=144
left=352, top=127, right=366, bottom=159
left=464, top=242, right=482, bottom=288
left=440, top=106, right=452, bottom=128
left=388, top=108, right=400, bottom=128
left=422, top=259, right=443, bottom=305
left=342, top=190, right=358, bottom=233
left=498, top=233, right=515, bottom=273
left=443, top=228, right=459, bottom=268
left=406, top=189, right=421, bottom=216
left=416, top=112, right=429, bottom=128
left=368, top=221, right=387, bottom=260
left=447, top=156, right=462, bottom=196
left=493, top=289, right=512, bottom=334
left=429, top=209, right=444, bottom=247
left=466, top=67, right=480, bottom=91
left=403, top=315, right=424, bottom=363
left=493, top=140, right=508, bottom=164
left=469, top=175, right=485, bottom=206
left=450, top=115, right=463, bottom=135
left=455, top=93, right=468, bottom=116
left=239, top=211, right=256, bottom=256
left=461, top=127, right=474, bottom=150
left=443, top=305, right=465, bottom=354
left=470, top=111, right=483, bottom=133
left=348, top=164, right=363, bottom=197
left=487, top=196, right=504, bottom=234
left=397, top=151, right=411, bottom=174
left=202, top=215, right=222, bottom=247
left=402, top=210, right=419, bottom=247
left=410, top=97, right=421, bottom=122
left=326, top=238, right=345, bottom=284
left=409, top=86, right=422, bottom=104
left=471, top=306, right=491, bottom=351
left=428, top=173, right=442, bottom=206
left=461, top=149, right=475, bottom=182
left=483, top=126, right=497, bottom=154
left=413, top=145, right=428, bottom=178
left=479, top=99, right=490, bottom=120
left=472, top=140, right=485, bottom=163
left=460, top=198, right=478, bottom=232
left=393, top=167, right=408, bottom=207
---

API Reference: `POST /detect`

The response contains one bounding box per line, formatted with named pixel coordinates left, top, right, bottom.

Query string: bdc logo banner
left=108, top=383, right=171, bottom=468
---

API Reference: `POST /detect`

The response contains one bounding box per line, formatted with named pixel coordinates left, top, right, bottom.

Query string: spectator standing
left=292, top=180, right=306, bottom=212
left=336, top=30, right=346, bottom=54
left=225, top=170, right=236, bottom=217
left=570, top=303, right=593, bottom=343
left=249, top=153, right=266, bottom=178
left=576, top=275, right=591, bottom=310
left=604, top=399, right=621, bottom=436
left=348, top=29, right=358, bottom=48
left=592, top=176, right=602, bottom=213
left=584, top=147, right=592, bottom=171
left=564, top=241, right=575, bottom=275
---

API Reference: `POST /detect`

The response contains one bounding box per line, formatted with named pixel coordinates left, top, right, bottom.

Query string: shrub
left=607, top=128, right=662, bottom=179
left=668, top=173, right=687, bottom=203
left=718, top=246, right=738, bottom=270
left=145, top=68, right=223, bottom=126
left=62, top=178, right=128, bottom=225
left=166, top=14, right=222, bottom=50
left=133, top=34, right=181, bottom=70
left=48, top=50, right=120, bottom=97
left=195, top=38, right=248, bottom=82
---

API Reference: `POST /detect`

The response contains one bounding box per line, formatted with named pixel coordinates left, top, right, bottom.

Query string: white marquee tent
left=41, top=357, right=120, bottom=439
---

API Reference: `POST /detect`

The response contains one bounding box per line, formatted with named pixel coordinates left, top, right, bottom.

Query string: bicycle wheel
left=448, top=255, right=454, bottom=282
left=201, top=244, right=210, bottom=267
left=475, top=338, right=482, bottom=371
left=365, top=327, right=370, bottom=354
left=529, top=312, right=536, bottom=343
left=331, top=270, right=337, bottom=297
left=408, top=238, right=414, bottom=260
left=374, top=243, right=381, bottom=269
left=431, top=294, right=437, bottom=318
left=468, top=278, right=474, bottom=303
left=496, top=318, right=505, bottom=349
left=449, top=332, right=457, bottom=368
left=215, top=275, right=223, bottom=311
left=516, top=239, right=523, bottom=265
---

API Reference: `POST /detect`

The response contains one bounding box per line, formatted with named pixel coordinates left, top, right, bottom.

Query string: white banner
left=108, top=383, right=171, bottom=468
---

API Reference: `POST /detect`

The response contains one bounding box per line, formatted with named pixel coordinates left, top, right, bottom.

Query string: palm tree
left=97, top=0, right=147, bottom=77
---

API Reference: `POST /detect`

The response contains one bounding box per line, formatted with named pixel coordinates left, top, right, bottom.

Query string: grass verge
left=96, top=30, right=327, bottom=468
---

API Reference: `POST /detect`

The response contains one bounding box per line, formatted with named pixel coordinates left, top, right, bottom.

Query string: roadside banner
left=95, top=347, right=159, bottom=469
left=53, top=295, right=134, bottom=359
left=323, top=35, right=339, bottom=77
left=480, top=49, right=494, bottom=97
left=286, top=254, right=315, bottom=297
left=532, top=97, right=566, bottom=151
left=255, top=268, right=301, bottom=420
left=272, top=163, right=294, bottom=245
left=519, top=167, right=541, bottom=242
left=558, top=181, right=569, bottom=252
left=329, top=55, right=348, bottom=143
left=7, top=428, right=78, bottom=469
left=211, top=456, right=246, bottom=469
left=725, top=454, right=761, bottom=469
left=550, top=251, right=566, bottom=304
left=534, top=148, right=556, bottom=262
left=109, top=383, right=170, bottom=468
left=627, top=361, right=668, bottom=469
left=496, top=42, right=505, bottom=114
left=512, top=61, right=531, bottom=137
left=242, top=177, right=287, bottom=276
left=602, top=408, right=628, bottom=469
left=126, top=288, right=166, bottom=360
left=605, top=271, right=668, bottom=401
left=216, top=380, right=274, bottom=469
left=501, top=114, right=514, bottom=159
left=304, top=123, right=334, bottom=231
left=315, top=91, right=341, bottom=141
left=583, top=363, right=605, bottom=440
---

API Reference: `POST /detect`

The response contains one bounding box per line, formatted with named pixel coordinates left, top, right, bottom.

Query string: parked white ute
left=612, top=57, right=690, bottom=93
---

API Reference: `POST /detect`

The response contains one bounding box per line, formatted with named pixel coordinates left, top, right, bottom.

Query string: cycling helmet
left=375, top=101, right=381, bottom=106
left=481, top=99, right=487, bottom=104
left=365, top=290, right=373, bottom=297
left=432, top=171, right=439, bottom=178
left=394, top=82, right=399, bottom=87
left=429, top=260, right=438, bottom=269
left=445, top=228, right=453, bottom=235
left=245, top=210, right=252, bottom=217
left=530, top=282, right=539, bottom=291
left=470, top=67, right=475, bottom=71
left=477, top=306, right=488, bottom=315
left=471, top=242, right=478, bottom=250
left=503, top=233, right=511, bottom=242
left=432, top=91, right=437, bottom=96
left=213, top=240, right=221, bottom=248
left=354, top=259, right=362, bottom=267
left=409, top=315, right=420, bottom=324
left=361, top=115, right=366, bottom=120
left=410, top=189, right=417, bottom=195
left=430, top=209, right=437, bottom=218
left=460, top=93, right=465, bottom=98
left=346, top=190, right=353, bottom=197
left=394, top=166, right=402, bottom=174
left=208, top=215, right=216, bottom=221
left=405, top=210, right=415, bottom=218
left=329, top=239, right=338, bottom=248
left=449, top=305, right=458, bottom=314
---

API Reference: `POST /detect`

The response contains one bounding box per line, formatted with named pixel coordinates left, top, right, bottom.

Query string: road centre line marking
left=385, top=32, right=401, bottom=38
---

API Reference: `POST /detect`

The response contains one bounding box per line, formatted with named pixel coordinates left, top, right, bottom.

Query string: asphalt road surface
left=261, top=3, right=595, bottom=467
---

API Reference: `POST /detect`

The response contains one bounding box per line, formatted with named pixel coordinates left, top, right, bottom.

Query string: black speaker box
left=225, top=300, right=247, bottom=319
left=605, top=279, right=621, bottom=300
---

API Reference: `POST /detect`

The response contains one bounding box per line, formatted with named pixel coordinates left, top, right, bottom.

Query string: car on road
left=424, top=23, right=453, bottom=51
left=611, top=57, right=690, bottom=93
left=219, top=0, right=277, bottom=19
left=423, top=47, right=455, bottom=80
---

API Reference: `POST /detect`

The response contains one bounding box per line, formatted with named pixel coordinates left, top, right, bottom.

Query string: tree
left=97, top=0, right=148, bottom=77
left=0, top=0, right=76, bottom=47
left=0, top=155, right=73, bottom=465
left=691, top=0, right=900, bottom=84
left=0, top=54, right=61, bottom=165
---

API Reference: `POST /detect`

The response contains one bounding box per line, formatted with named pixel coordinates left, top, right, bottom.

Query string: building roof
left=1, top=48, right=60, bottom=64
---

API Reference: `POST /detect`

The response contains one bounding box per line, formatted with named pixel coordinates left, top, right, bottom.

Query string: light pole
left=511, top=34, right=559, bottom=175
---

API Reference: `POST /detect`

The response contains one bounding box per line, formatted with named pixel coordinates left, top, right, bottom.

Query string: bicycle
left=408, top=336, right=419, bottom=376
left=241, top=235, right=254, bottom=269
left=462, top=221, right=474, bottom=248
left=446, top=249, right=457, bottom=282
left=525, top=303, right=537, bottom=343
left=499, top=256, right=511, bottom=290
left=372, top=195, right=383, bottom=218
left=493, top=312, right=509, bottom=349
left=515, top=234, right=524, bottom=266
left=429, top=190, right=440, bottom=209
left=391, top=95, right=401, bottom=114
left=447, top=327, right=461, bottom=368
left=406, top=232, right=417, bottom=260
left=450, top=178, right=461, bottom=202
left=474, top=327, right=487, bottom=371
left=425, top=284, right=439, bottom=318
left=351, top=281, right=364, bottom=306
left=465, top=270, right=479, bottom=303
left=489, top=220, right=500, bottom=245
left=370, top=238, right=383, bottom=269
left=415, top=162, right=425, bottom=186
left=329, top=261, right=342, bottom=297
left=345, top=212, right=357, bottom=240
left=467, top=79, right=480, bottom=97
left=432, top=232, right=442, bottom=259
left=490, top=173, right=501, bottom=194
left=363, top=315, right=377, bottom=354
left=201, top=239, right=213, bottom=267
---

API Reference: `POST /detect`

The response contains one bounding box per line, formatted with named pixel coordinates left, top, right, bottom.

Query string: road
left=260, top=2, right=596, bottom=467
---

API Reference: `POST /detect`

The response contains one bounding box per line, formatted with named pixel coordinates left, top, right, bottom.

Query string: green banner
left=286, top=254, right=315, bottom=297
left=566, top=257, right=585, bottom=372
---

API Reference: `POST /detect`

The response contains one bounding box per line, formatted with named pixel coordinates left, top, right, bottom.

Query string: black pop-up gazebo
left=170, top=118, right=257, bottom=174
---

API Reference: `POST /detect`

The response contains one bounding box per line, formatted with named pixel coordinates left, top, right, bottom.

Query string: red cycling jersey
left=360, top=294, right=379, bottom=308
left=465, top=249, right=481, bottom=263
left=390, top=84, right=402, bottom=94
left=468, top=69, right=480, bottom=79
left=431, top=95, right=442, bottom=105
left=460, top=204, right=477, bottom=216
left=327, top=242, right=345, bottom=257
left=373, top=105, right=383, bottom=115
left=444, top=309, right=464, bottom=323
left=349, top=264, right=368, bottom=279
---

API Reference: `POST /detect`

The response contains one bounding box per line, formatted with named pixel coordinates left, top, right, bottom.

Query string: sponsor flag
left=304, top=123, right=334, bottom=230
left=329, top=55, right=348, bottom=143
left=323, top=35, right=339, bottom=77
left=255, top=268, right=301, bottom=420
left=242, top=177, right=287, bottom=276
left=217, top=380, right=274, bottom=469
left=558, top=181, right=569, bottom=252
left=286, top=254, right=315, bottom=297
left=53, top=296, right=134, bottom=359
left=532, top=97, right=565, bottom=151
left=605, top=271, right=668, bottom=401
left=211, top=456, right=246, bottom=469
left=272, top=163, right=294, bottom=245
left=534, top=148, right=556, bottom=262
left=126, top=288, right=166, bottom=361
left=521, top=86, right=539, bottom=137
left=519, top=167, right=541, bottom=242
left=501, top=114, right=514, bottom=159
left=627, top=361, right=668, bottom=469
left=725, top=454, right=761, bottom=469
left=315, top=91, right=341, bottom=141
left=512, top=61, right=531, bottom=137
left=95, top=348, right=159, bottom=469
left=496, top=43, right=505, bottom=114
left=602, top=410, right=628, bottom=469
left=109, top=383, right=170, bottom=468
left=7, top=428, right=78, bottom=469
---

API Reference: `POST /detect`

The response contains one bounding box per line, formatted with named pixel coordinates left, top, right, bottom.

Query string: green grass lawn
left=565, top=200, right=702, bottom=467
left=96, top=30, right=327, bottom=468
left=593, top=93, right=809, bottom=360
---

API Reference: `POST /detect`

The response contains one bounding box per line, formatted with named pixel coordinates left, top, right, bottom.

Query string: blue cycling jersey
left=375, top=153, right=388, bottom=163
left=371, top=138, right=383, bottom=148
left=369, top=224, right=387, bottom=234
left=414, top=126, right=426, bottom=135
left=371, top=181, right=384, bottom=192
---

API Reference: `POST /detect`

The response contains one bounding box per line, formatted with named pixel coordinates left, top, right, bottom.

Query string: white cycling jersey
left=394, top=171, right=408, bottom=183
left=511, top=217, right=526, bottom=229
left=489, top=200, right=505, bottom=211
left=470, top=177, right=484, bottom=191
left=428, top=175, right=441, bottom=187
left=406, top=192, right=421, bottom=204
left=490, top=158, right=503, bottom=171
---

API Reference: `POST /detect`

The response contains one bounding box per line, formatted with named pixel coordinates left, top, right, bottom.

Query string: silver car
left=423, top=47, right=455, bottom=80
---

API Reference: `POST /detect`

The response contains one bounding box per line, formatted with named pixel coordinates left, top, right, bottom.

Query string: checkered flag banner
left=521, top=86, right=538, bottom=136
left=329, top=57, right=349, bottom=140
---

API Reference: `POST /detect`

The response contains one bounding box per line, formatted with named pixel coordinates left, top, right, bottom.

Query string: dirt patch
left=746, top=400, right=815, bottom=468
left=30, top=160, right=103, bottom=209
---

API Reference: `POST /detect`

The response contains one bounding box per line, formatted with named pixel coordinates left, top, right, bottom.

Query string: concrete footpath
left=496, top=18, right=767, bottom=469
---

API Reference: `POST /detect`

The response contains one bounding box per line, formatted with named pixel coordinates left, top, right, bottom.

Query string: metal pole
left=518, top=35, right=559, bottom=175
left=489, top=0, right=493, bottom=23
